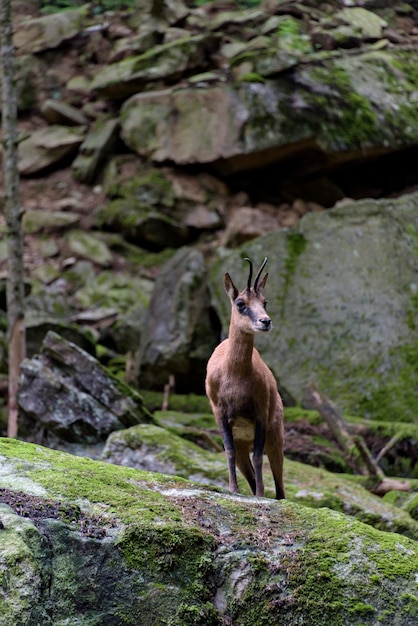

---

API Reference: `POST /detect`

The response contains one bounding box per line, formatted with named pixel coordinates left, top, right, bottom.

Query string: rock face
left=18, top=331, right=152, bottom=445
left=136, top=247, right=220, bottom=392
left=1, top=437, right=418, bottom=626
left=208, top=191, right=418, bottom=422
left=120, top=48, right=418, bottom=170
left=3, top=0, right=418, bottom=429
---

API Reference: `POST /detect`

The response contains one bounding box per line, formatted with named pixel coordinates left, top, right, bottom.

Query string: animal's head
left=224, top=257, right=272, bottom=334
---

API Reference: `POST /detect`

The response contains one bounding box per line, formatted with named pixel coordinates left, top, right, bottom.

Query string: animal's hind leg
left=235, top=441, right=256, bottom=495
left=265, top=428, right=285, bottom=500
left=253, top=421, right=266, bottom=497
left=219, top=416, right=239, bottom=493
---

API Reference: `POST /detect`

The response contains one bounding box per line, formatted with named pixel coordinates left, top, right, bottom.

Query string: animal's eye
left=236, top=300, right=247, bottom=313
left=264, top=300, right=268, bottom=310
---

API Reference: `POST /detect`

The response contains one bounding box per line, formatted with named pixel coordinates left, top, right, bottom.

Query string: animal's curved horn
left=244, top=257, right=253, bottom=292
left=254, top=257, right=268, bottom=292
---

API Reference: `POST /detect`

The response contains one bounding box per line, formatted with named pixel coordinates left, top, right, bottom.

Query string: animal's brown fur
left=205, top=258, right=285, bottom=499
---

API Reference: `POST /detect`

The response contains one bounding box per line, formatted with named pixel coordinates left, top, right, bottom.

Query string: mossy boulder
left=208, top=191, right=418, bottom=423
left=98, top=198, right=190, bottom=250
left=1, top=437, right=418, bottom=625
left=100, top=419, right=418, bottom=540
left=90, top=33, right=219, bottom=99
left=120, top=46, right=418, bottom=167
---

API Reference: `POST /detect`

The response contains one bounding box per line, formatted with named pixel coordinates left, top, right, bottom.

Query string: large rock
left=18, top=331, right=152, bottom=445
left=18, top=125, right=86, bottom=175
left=120, top=47, right=418, bottom=170
left=13, top=6, right=89, bottom=54
left=99, top=198, right=190, bottom=250
left=131, top=0, right=189, bottom=27
left=101, top=419, right=418, bottom=539
left=91, top=33, right=219, bottom=99
left=208, top=191, right=418, bottom=423
left=1, top=438, right=418, bottom=625
left=72, top=118, right=120, bottom=184
left=136, top=247, right=220, bottom=392
left=99, top=158, right=227, bottom=244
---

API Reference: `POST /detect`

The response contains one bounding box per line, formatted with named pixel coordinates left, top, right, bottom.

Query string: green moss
left=355, top=340, right=418, bottom=425
left=284, top=407, right=322, bottom=425
left=0, top=438, right=219, bottom=625
left=107, top=424, right=227, bottom=487
left=118, top=169, right=174, bottom=207
left=2, top=437, right=418, bottom=624
left=0, top=438, right=180, bottom=526
left=314, top=330, right=418, bottom=424
left=119, top=524, right=215, bottom=577
left=276, top=16, right=312, bottom=54
left=304, top=65, right=378, bottom=150
left=279, top=233, right=307, bottom=316
left=285, top=506, right=418, bottom=624
left=141, top=391, right=211, bottom=414
left=237, top=72, right=265, bottom=83
left=75, top=270, right=152, bottom=312
left=401, top=593, right=418, bottom=618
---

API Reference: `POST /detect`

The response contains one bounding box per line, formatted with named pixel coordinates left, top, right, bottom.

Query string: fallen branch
left=303, top=385, right=374, bottom=476
left=375, top=433, right=401, bottom=464
left=162, top=374, right=175, bottom=411
left=303, top=385, right=410, bottom=495
left=369, top=477, right=410, bottom=496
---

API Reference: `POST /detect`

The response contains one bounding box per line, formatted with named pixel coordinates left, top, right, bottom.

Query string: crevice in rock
left=178, top=143, right=418, bottom=208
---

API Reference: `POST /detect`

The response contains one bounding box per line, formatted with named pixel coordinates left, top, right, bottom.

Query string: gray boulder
left=18, top=331, right=152, bottom=445
left=120, top=47, right=418, bottom=168
left=208, top=191, right=418, bottom=423
left=18, top=125, right=86, bottom=175
left=136, top=247, right=220, bottom=392
left=40, top=99, right=89, bottom=126
left=13, top=6, right=89, bottom=54
left=1, top=438, right=418, bottom=626
left=72, top=118, right=120, bottom=184
left=99, top=198, right=190, bottom=250
left=91, top=33, right=219, bottom=99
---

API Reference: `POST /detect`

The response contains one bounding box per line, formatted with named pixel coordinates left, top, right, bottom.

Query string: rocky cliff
left=1, top=0, right=418, bottom=424
left=1, top=2, right=418, bottom=621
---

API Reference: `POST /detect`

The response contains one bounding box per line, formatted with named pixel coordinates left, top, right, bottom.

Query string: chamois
left=205, top=257, right=285, bottom=500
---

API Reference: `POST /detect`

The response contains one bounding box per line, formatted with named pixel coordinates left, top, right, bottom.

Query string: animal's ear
left=224, top=273, right=239, bottom=301
left=256, top=272, right=268, bottom=292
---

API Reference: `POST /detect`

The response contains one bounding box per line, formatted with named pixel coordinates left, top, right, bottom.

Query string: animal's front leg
left=253, top=420, right=266, bottom=497
left=219, top=416, right=239, bottom=493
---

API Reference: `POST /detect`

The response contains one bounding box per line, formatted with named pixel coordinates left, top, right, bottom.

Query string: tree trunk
left=0, top=0, right=26, bottom=438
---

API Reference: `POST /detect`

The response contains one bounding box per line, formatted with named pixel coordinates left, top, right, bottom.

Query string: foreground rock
left=18, top=331, right=152, bottom=447
left=209, top=191, right=418, bottom=423
left=1, top=438, right=418, bottom=626
left=101, top=418, right=418, bottom=540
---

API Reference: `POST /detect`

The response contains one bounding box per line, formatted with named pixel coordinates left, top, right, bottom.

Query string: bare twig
left=303, top=385, right=371, bottom=476
left=162, top=374, right=175, bottom=411
left=375, top=433, right=401, bottom=464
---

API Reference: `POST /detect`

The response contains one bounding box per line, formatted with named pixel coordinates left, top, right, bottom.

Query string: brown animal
left=205, top=257, right=285, bottom=499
